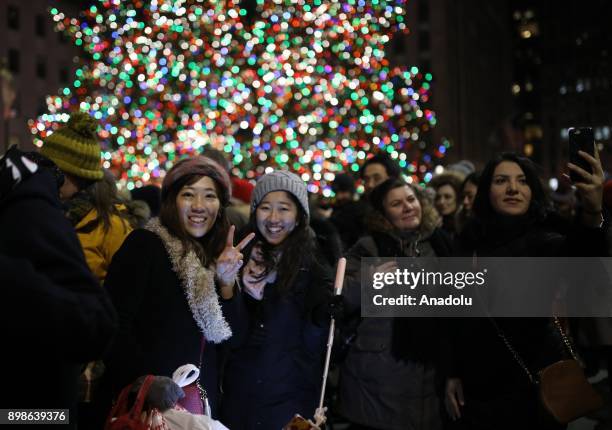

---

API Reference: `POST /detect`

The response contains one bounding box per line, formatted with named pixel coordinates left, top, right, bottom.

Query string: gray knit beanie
left=251, top=170, right=309, bottom=219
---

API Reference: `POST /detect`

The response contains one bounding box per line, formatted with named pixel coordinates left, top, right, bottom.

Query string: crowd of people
left=0, top=111, right=610, bottom=430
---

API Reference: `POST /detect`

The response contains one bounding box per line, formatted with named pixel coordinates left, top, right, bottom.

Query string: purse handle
left=472, top=252, right=579, bottom=384
left=491, top=316, right=580, bottom=385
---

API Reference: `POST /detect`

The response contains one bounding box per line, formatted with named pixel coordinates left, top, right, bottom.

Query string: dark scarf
left=369, top=227, right=426, bottom=258
left=375, top=228, right=444, bottom=364
left=459, top=211, right=546, bottom=257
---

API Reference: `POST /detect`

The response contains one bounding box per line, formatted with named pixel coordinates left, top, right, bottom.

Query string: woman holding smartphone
left=445, top=150, right=605, bottom=429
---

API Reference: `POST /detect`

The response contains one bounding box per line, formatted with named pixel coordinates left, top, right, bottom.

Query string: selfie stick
left=315, top=257, right=346, bottom=425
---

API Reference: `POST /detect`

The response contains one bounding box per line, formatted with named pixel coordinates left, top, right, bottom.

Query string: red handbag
left=104, top=375, right=155, bottom=430
left=176, top=337, right=211, bottom=416
left=179, top=381, right=208, bottom=415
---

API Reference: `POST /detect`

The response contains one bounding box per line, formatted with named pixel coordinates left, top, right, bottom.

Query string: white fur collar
left=145, top=218, right=232, bottom=344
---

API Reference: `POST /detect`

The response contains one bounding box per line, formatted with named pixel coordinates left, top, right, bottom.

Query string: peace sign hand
left=216, top=226, right=255, bottom=298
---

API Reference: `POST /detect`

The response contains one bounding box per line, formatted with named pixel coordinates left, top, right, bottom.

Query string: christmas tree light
left=30, top=0, right=445, bottom=193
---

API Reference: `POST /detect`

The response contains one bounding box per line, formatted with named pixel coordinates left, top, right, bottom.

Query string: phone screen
left=568, top=127, right=594, bottom=183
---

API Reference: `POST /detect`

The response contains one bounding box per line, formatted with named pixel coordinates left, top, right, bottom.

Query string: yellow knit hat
left=40, top=112, right=103, bottom=181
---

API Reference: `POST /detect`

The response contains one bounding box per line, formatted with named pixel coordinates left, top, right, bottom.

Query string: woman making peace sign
left=103, top=156, right=253, bottom=417
left=221, top=170, right=335, bottom=430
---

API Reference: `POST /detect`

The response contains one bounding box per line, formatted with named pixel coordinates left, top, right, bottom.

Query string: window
left=7, top=5, right=19, bottom=30
left=8, top=49, right=19, bottom=74
left=36, top=57, right=46, bottom=79
left=35, top=14, right=46, bottom=37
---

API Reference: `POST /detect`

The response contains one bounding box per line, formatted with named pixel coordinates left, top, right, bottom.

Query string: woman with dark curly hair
left=338, top=178, right=452, bottom=430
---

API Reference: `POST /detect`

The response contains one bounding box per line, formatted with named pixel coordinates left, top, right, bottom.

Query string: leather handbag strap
left=198, top=335, right=206, bottom=368
left=492, top=317, right=580, bottom=385
left=472, top=252, right=579, bottom=383
left=489, top=317, right=537, bottom=383
left=196, top=336, right=211, bottom=416
left=553, top=317, right=579, bottom=362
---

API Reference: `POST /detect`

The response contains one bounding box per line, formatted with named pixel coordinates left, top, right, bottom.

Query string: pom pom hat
left=40, top=112, right=104, bottom=181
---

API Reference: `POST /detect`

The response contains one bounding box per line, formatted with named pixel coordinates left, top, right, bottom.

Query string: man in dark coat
left=0, top=147, right=118, bottom=429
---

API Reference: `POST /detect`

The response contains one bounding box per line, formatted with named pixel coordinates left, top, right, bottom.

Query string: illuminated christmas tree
left=30, top=0, right=445, bottom=193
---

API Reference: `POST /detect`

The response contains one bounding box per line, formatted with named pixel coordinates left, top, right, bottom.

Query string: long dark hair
left=462, top=171, right=481, bottom=190
left=245, top=192, right=317, bottom=295
left=473, top=152, right=548, bottom=222
left=160, top=173, right=230, bottom=266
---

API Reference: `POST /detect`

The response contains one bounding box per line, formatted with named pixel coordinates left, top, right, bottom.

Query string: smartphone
left=568, top=127, right=594, bottom=183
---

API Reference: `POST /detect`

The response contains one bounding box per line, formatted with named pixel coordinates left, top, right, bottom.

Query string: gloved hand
left=312, top=295, right=345, bottom=327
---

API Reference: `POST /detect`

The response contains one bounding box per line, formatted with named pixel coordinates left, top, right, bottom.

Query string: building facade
left=397, top=0, right=515, bottom=168
left=0, top=0, right=79, bottom=153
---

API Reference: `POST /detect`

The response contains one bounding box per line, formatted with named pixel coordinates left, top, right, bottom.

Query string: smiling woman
left=221, top=170, right=336, bottom=430
left=447, top=151, right=607, bottom=429
left=337, top=178, right=453, bottom=430
left=100, top=156, right=248, bottom=428
left=255, top=190, right=299, bottom=245
left=488, top=161, right=533, bottom=216
left=175, top=176, right=221, bottom=238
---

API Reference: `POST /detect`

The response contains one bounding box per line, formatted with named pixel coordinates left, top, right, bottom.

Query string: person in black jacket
left=445, top=151, right=606, bottom=430
left=337, top=178, right=452, bottom=430
left=102, top=156, right=252, bottom=423
left=221, top=170, right=334, bottom=430
left=0, top=147, right=117, bottom=429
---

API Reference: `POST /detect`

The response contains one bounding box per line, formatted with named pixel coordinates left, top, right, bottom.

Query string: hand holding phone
left=568, top=127, right=595, bottom=183
left=566, top=128, right=605, bottom=227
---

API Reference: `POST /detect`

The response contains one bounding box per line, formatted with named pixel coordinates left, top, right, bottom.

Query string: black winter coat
left=338, top=225, right=452, bottom=430
left=103, top=229, right=239, bottom=415
left=0, top=166, right=117, bottom=428
left=220, top=257, right=331, bottom=430
left=448, top=215, right=608, bottom=429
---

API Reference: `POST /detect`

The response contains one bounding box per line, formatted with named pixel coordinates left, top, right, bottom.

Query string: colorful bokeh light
left=30, top=0, right=445, bottom=191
